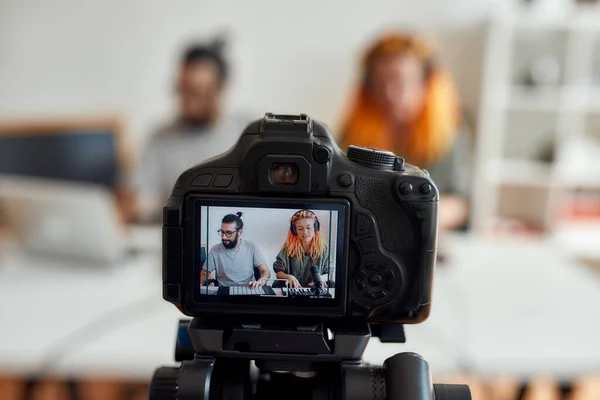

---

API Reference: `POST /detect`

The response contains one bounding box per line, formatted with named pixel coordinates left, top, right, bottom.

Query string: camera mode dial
left=346, top=145, right=396, bottom=171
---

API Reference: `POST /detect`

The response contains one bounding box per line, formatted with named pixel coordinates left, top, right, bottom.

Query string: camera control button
left=314, top=145, right=332, bottom=163
left=213, top=174, right=233, bottom=187
left=420, top=183, right=432, bottom=194
left=385, top=271, right=395, bottom=292
left=191, top=173, right=213, bottom=187
left=364, top=290, right=377, bottom=299
left=164, top=283, right=181, bottom=302
left=356, top=269, right=368, bottom=291
left=373, top=290, right=386, bottom=299
left=355, top=214, right=372, bottom=236
left=399, top=181, right=413, bottom=195
left=358, top=237, right=376, bottom=254
left=357, top=269, right=367, bottom=280
left=368, top=273, right=382, bottom=287
left=338, top=173, right=353, bottom=187
left=365, top=262, right=384, bottom=271
left=356, top=278, right=366, bottom=290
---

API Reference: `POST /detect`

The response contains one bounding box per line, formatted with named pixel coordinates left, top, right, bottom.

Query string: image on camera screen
left=197, top=203, right=342, bottom=300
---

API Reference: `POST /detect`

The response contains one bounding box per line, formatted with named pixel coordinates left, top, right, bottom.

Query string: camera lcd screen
left=194, top=200, right=346, bottom=304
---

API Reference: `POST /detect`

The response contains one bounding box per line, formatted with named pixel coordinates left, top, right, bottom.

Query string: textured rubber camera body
left=162, top=113, right=438, bottom=325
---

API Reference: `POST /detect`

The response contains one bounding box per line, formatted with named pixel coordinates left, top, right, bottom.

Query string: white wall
left=0, top=0, right=504, bottom=149
left=200, top=206, right=339, bottom=279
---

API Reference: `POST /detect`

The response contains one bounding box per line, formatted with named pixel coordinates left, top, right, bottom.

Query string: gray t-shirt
left=204, top=240, right=267, bottom=286
left=130, top=114, right=252, bottom=222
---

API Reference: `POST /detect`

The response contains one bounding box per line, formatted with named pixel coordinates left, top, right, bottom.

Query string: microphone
left=310, top=266, right=323, bottom=291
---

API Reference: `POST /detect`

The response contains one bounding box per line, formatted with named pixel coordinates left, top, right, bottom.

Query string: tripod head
left=148, top=318, right=471, bottom=400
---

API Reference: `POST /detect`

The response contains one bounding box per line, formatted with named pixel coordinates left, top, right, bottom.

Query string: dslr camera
left=150, top=113, right=470, bottom=400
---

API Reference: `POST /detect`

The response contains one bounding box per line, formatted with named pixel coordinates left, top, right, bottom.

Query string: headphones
left=290, top=210, right=320, bottom=235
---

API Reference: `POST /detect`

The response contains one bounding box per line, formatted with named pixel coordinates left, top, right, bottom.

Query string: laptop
left=0, top=177, right=127, bottom=264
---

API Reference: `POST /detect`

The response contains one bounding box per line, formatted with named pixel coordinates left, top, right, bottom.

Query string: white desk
left=364, top=234, right=600, bottom=380
left=1, top=229, right=599, bottom=381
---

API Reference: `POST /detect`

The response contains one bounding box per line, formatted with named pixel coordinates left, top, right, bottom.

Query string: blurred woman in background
left=339, top=32, right=472, bottom=231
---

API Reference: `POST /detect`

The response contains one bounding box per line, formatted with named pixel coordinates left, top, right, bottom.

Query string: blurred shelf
left=587, top=88, right=600, bottom=111
left=505, top=86, right=600, bottom=112
left=570, top=6, right=600, bottom=32
left=479, top=216, right=548, bottom=238
left=554, top=137, right=600, bottom=189
left=554, top=174, right=600, bottom=190
left=507, top=85, right=562, bottom=111
left=485, top=159, right=552, bottom=187
left=473, top=15, right=600, bottom=232
left=506, top=7, right=600, bottom=32
left=553, top=221, right=600, bottom=260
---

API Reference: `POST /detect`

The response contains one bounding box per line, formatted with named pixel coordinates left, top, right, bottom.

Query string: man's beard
left=222, top=236, right=238, bottom=249
left=180, top=110, right=218, bottom=129
left=182, top=115, right=213, bottom=128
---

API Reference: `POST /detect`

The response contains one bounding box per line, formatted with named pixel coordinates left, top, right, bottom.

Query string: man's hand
left=286, top=275, right=301, bottom=289
left=248, top=278, right=266, bottom=288
left=200, top=269, right=214, bottom=286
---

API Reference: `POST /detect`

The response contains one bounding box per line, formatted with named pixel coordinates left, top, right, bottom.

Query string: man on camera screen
left=202, top=212, right=270, bottom=288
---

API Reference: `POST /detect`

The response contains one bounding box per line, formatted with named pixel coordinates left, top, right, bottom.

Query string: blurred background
left=1, top=0, right=600, bottom=399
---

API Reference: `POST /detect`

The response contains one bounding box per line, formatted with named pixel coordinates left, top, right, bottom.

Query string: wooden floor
left=433, top=375, right=600, bottom=400
left=0, top=377, right=148, bottom=400
left=1, top=374, right=600, bottom=400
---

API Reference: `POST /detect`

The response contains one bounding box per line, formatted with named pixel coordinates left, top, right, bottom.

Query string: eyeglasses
left=217, top=229, right=239, bottom=238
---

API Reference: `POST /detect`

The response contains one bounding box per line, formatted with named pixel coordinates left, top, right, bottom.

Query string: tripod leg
left=342, top=353, right=471, bottom=400
left=383, top=352, right=434, bottom=400
left=177, top=358, right=215, bottom=400
left=210, top=359, right=252, bottom=400
left=384, top=353, right=472, bottom=400
left=342, top=364, right=387, bottom=400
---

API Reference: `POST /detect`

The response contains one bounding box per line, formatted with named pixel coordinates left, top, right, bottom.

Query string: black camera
left=163, top=112, right=437, bottom=326
left=152, top=113, right=470, bottom=400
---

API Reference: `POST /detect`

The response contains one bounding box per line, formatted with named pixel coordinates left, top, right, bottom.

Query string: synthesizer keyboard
left=287, top=288, right=332, bottom=298
left=217, top=286, right=276, bottom=296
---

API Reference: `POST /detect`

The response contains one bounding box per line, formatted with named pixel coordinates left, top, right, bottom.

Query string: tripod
left=148, top=318, right=471, bottom=400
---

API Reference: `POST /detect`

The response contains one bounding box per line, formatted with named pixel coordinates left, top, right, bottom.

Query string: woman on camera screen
left=273, top=210, right=329, bottom=289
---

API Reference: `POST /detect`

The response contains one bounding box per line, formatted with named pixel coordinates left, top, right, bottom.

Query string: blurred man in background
left=126, top=38, right=248, bottom=223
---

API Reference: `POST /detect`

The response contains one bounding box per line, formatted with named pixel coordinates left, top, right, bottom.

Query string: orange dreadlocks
left=282, top=210, right=328, bottom=261
left=339, top=33, right=461, bottom=167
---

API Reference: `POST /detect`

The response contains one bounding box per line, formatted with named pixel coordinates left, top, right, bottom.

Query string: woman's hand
left=286, top=275, right=301, bottom=289
left=308, top=279, right=328, bottom=289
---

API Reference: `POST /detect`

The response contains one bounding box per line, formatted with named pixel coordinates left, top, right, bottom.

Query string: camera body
left=162, top=113, right=438, bottom=325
